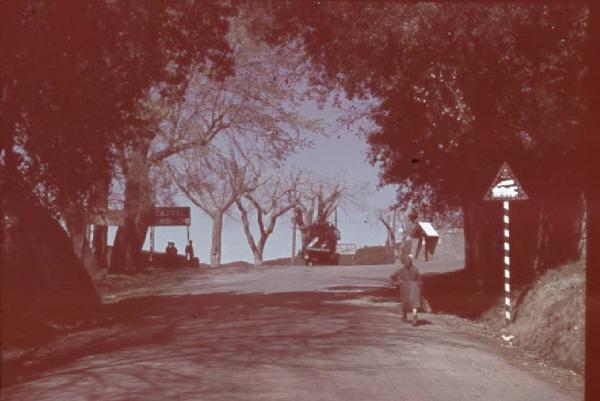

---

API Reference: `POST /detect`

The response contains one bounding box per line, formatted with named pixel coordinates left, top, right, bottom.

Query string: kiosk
left=410, top=222, right=439, bottom=261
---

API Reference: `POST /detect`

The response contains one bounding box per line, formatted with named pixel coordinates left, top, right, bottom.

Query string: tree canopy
left=2, top=1, right=234, bottom=213
left=257, top=2, right=588, bottom=211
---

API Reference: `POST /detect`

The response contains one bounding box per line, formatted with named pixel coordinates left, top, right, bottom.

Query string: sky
left=107, top=98, right=398, bottom=263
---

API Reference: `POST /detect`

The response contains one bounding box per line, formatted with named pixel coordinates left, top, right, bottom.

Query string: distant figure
left=185, top=240, right=194, bottom=266
left=414, top=236, right=425, bottom=261
left=165, top=242, right=178, bottom=268
left=424, top=238, right=435, bottom=261
left=396, top=254, right=422, bottom=326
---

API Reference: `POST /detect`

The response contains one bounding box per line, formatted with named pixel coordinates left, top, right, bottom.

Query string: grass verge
left=479, top=261, right=585, bottom=374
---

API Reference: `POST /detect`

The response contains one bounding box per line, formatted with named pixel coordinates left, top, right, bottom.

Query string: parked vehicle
left=301, top=221, right=340, bottom=266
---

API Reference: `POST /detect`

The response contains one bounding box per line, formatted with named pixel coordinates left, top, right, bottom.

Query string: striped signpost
left=502, top=201, right=511, bottom=323
left=484, top=163, right=528, bottom=326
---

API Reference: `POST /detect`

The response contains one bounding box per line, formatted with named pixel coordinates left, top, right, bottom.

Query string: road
left=2, top=263, right=581, bottom=401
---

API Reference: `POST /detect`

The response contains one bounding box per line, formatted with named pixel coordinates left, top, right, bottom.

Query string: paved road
left=2, top=263, right=581, bottom=401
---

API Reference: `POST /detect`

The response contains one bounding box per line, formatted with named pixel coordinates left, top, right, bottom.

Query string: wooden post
left=291, top=213, right=297, bottom=265
left=149, top=226, right=155, bottom=267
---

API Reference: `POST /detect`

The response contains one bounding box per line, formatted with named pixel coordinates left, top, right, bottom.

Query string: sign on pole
left=484, top=163, right=528, bottom=201
left=148, top=207, right=191, bottom=267
left=151, top=207, right=191, bottom=226
left=485, top=163, right=528, bottom=327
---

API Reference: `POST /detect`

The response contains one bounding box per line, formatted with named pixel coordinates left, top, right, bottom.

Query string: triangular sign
left=484, top=163, right=528, bottom=201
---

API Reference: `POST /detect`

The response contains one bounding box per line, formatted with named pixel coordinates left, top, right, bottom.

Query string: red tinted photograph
left=2, top=1, right=598, bottom=400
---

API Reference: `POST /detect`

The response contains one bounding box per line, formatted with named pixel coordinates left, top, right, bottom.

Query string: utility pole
left=291, top=212, right=296, bottom=265
left=392, top=206, right=397, bottom=245
left=149, top=226, right=155, bottom=268
left=334, top=207, right=338, bottom=228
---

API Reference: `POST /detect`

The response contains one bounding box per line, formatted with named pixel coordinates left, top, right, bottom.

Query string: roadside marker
left=485, top=163, right=528, bottom=326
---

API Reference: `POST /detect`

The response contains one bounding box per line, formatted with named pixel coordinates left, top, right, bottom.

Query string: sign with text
left=336, top=243, right=357, bottom=255
left=484, top=163, right=528, bottom=201
left=152, top=207, right=191, bottom=226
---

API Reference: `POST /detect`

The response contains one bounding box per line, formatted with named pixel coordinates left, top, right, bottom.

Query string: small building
left=410, top=222, right=440, bottom=261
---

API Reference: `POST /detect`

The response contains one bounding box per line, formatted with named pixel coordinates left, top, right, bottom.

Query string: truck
left=296, top=207, right=341, bottom=266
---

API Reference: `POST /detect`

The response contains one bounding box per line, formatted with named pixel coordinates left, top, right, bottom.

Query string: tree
left=109, top=12, right=322, bottom=272
left=236, top=170, right=303, bottom=265
left=170, top=146, right=261, bottom=267
left=294, top=173, right=366, bottom=254
left=2, top=0, right=233, bottom=221
left=1, top=1, right=234, bottom=339
left=256, top=2, right=589, bottom=285
left=295, top=175, right=344, bottom=227
left=376, top=208, right=397, bottom=247
left=376, top=205, right=415, bottom=246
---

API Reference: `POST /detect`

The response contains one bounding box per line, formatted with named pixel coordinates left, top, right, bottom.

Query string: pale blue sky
left=108, top=98, right=398, bottom=263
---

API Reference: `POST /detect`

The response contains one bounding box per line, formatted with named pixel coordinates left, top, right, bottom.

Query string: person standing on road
left=185, top=240, right=195, bottom=266
left=165, top=242, right=178, bottom=268
left=397, top=254, right=422, bottom=326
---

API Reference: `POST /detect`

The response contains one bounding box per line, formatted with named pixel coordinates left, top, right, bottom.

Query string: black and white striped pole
left=484, top=163, right=528, bottom=327
left=503, top=200, right=511, bottom=325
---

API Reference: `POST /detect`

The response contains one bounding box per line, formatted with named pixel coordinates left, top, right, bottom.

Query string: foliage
left=2, top=1, right=234, bottom=214
left=257, top=2, right=588, bottom=213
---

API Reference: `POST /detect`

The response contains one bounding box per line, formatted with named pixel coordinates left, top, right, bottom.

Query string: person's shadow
left=404, top=319, right=433, bottom=327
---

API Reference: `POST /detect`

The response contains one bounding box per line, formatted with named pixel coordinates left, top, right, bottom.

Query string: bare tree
left=376, top=208, right=397, bottom=247
left=294, top=173, right=368, bottom=252
left=169, top=146, right=260, bottom=267
left=109, top=15, right=323, bottom=272
left=376, top=205, right=414, bottom=246
left=236, top=170, right=303, bottom=265
left=295, top=173, right=367, bottom=227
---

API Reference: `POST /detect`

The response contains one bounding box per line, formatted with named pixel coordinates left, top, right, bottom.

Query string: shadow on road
left=423, top=270, right=502, bottom=319
left=2, top=284, right=449, bottom=393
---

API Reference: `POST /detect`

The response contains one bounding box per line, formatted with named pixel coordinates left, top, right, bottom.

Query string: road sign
left=336, top=243, right=357, bottom=255
left=484, top=163, right=528, bottom=201
left=483, top=163, right=528, bottom=327
left=152, top=207, right=191, bottom=226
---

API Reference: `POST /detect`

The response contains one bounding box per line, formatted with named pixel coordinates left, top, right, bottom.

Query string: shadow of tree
left=2, top=283, right=484, bottom=399
left=422, top=270, right=502, bottom=319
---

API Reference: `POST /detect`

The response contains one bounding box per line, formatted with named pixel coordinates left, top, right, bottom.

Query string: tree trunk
left=92, top=177, right=110, bottom=269
left=63, top=206, right=89, bottom=262
left=253, top=249, right=264, bottom=266
left=210, top=212, right=224, bottom=267
left=536, top=196, right=584, bottom=269
left=93, top=225, right=108, bottom=269
left=462, top=201, right=502, bottom=284
left=110, top=145, right=154, bottom=273
left=253, top=236, right=269, bottom=266
left=465, top=194, right=584, bottom=289
left=237, top=199, right=261, bottom=265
